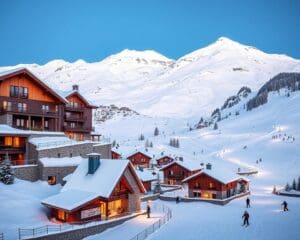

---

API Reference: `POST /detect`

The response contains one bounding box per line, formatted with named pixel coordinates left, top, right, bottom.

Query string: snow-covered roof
left=58, top=89, right=97, bottom=108
left=182, top=167, right=249, bottom=184
left=135, top=169, right=156, bottom=182
left=29, top=136, right=90, bottom=150
left=160, top=159, right=202, bottom=172
left=42, top=190, right=99, bottom=211
left=0, top=124, right=65, bottom=136
left=62, top=159, right=139, bottom=198
left=39, top=156, right=83, bottom=167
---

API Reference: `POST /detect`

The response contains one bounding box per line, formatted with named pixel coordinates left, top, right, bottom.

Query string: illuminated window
left=48, top=176, right=56, bottom=185
left=13, top=137, right=20, bottom=147
left=57, top=209, right=65, bottom=221
left=209, top=182, right=214, bottom=189
left=4, top=137, right=12, bottom=146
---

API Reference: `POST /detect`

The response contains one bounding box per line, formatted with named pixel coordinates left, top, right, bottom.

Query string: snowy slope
left=1, top=37, right=300, bottom=118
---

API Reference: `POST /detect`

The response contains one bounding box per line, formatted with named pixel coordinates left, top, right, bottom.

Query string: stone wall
left=39, top=164, right=77, bottom=184
left=26, top=213, right=145, bottom=240
left=13, top=165, right=39, bottom=182
left=30, top=142, right=111, bottom=160
left=0, top=113, right=12, bottom=125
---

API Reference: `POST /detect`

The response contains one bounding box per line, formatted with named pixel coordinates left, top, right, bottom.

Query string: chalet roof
left=60, top=89, right=97, bottom=108
left=127, top=150, right=153, bottom=159
left=42, top=190, right=99, bottom=211
left=0, top=68, right=68, bottom=104
left=42, top=159, right=145, bottom=211
left=135, top=169, right=156, bottom=182
left=160, top=160, right=202, bottom=172
left=182, top=168, right=249, bottom=185
left=39, top=156, right=83, bottom=167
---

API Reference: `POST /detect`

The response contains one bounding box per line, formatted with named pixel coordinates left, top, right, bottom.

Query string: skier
left=282, top=201, right=289, bottom=211
left=246, top=197, right=250, bottom=208
left=242, top=211, right=250, bottom=226
left=176, top=196, right=180, bottom=204
left=147, top=203, right=151, bottom=218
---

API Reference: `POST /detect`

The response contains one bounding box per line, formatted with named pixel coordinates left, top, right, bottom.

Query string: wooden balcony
left=65, top=115, right=86, bottom=122
left=65, top=105, right=85, bottom=112
left=64, top=125, right=94, bottom=132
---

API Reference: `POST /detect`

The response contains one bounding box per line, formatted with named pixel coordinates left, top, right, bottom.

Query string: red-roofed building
left=156, top=156, right=174, bottom=166
left=127, top=151, right=152, bottom=168
left=111, top=150, right=122, bottom=159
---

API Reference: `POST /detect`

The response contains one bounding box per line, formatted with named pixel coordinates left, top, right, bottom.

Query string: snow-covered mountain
left=1, top=37, right=300, bottom=118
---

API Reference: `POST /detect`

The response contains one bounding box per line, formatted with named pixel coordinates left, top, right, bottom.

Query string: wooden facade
left=161, top=162, right=200, bottom=185
left=183, top=172, right=249, bottom=199
left=156, top=156, right=174, bottom=166
left=0, top=69, right=66, bottom=132
left=64, top=88, right=96, bottom=141
left=127, top=152, right=152, bottom=168
left=111, top=150, right=121, bottom=159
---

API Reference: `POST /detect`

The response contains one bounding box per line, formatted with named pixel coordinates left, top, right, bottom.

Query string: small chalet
left=160, top=160, right=201, bottom=185
left=127, top=151, right=152, bottom=168
left=156, top=156, right=174, bottom=167
left=42, top=153, right=145, bottom=223
left=111, top=150, right=121, bottom=159
left=136, top=169, right=156, bottom=192
left=182, top=163, right=250, bottom=199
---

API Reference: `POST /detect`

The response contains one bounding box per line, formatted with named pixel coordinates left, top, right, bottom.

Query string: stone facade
left=0, top=113, right=12, bottom=125
left=28, top=142, right=111, bottom=160
left=39, top=164, right=77, bottom=184
left=124, top=168, right=142, bottom=212
left=13, top=165, right=39, bottom=182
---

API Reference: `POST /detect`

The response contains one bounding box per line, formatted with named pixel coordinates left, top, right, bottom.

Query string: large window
left=19, top=87, right=28, bottom=98
left=17, top=103, right=27, bottom=112
left=10, top=85, right=19, bottom=97
left=4, top=137, right=13, bottom=146
left=2, top=101, right=12, bottom=111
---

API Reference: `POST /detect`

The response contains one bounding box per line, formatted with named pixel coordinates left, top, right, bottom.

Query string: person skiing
left=246, top=197, right=250, bottom=208
left=282, top=201, right=289, bottom=211
left=147, top=203, right=151, bottom=218
left=242, top=210, right=250, bottom=226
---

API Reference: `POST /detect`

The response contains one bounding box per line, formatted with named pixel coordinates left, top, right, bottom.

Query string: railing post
left=33, top=228, right=35, bottom=237
left=18, top=228, right=21, bottom=240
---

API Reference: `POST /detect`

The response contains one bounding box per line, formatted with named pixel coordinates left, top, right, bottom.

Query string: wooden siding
left=127, top=152, right=151, bottom=168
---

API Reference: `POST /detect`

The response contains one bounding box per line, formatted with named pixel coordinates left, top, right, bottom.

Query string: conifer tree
left=0, top=154, right=14, bottom=185
left=285, top=183, right=291, bottom=192
left=154, top=127, right=159, bottom=136
left=292, top=178, right=297, bottom=190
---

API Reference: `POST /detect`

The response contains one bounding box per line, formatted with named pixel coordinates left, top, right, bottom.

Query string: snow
left=136, top=169, right=156, bottom=182
left=42, top=190, right=99, bottom=211
left=62, top=159, right=131, bottom=198
left=29, top=136, right=90, bottom=150
left=39, top=156, right=83, bottom=167
left=2, top=37, right=300, bottom=118
left=0, top=124, right=64, bottom=136
left=160, top=159, right=202, bottom=172
left=0, top=179, right=61, bottom=240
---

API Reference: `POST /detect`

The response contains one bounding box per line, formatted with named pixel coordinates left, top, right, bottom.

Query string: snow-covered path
left=85, top=206, right=165, bottom=240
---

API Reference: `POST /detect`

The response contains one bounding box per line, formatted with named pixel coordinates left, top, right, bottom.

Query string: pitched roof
left=182, top=168, right=249, bottom=185
left=135, top=169, right=156, bottom=182
left=42, top=159, right=146, bottom=211
left=63, top=90, right=97, bottom=108
left=160, top=160, right=202, bottom=172
left=0, top=68, right=68, bottom=104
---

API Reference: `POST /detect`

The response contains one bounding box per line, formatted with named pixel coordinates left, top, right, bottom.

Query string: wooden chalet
left=42, top=153, right=145, bottom=223
left=136, top=169, right=156, bottom=192
left=0, top=68, right=67, bottom=132
left=63, top=85, right=97, bottom=141
left=156, top=156, right=174, bottom=166
left=111, top=150, right=122, bottom=159
left=160, top=160, right=201, bottom=185
left=182, top=163, right=250, bottom=199
left=127, top=151, right=152, bottom=168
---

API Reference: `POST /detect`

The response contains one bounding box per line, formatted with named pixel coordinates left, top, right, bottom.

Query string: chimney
left=87, top=153, right=101, bottom=174
left=206, top=163, right=212, bottom=170
left=72, top=84, right=79, bottom=91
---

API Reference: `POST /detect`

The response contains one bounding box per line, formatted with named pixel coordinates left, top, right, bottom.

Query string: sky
left=0, top=0, right=300, bottom=66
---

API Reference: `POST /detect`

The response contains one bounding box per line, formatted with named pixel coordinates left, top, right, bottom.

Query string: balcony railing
left=0, top=102, right=59, bottom=117
left=64, top=125, right=94, bottom=132
left=65, top=105, right=85, bottom=112
left=65, top=115, right=86, bottom=121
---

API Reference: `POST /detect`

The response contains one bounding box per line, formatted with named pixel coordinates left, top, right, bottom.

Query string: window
left=55, top=105, right=59, bottom=112
left=16, top=119, right=25, bottom=127
left=10, top=85, right=18, bottom=97
left=209, top=182, right=215, bottom=190
left=19, top=87, right=28, bottom=98
left=48, top=176, right=56, bottom=185
left=70, top=122, right=76, bottom=128
left=42, top=105, right=49, bottom=113
left=17, top=103, right=27, bottom=112
left=13, top=137, right=20, bottom=147
left=57, top=209, right=66, bottom=221
left=74, top=102, right=79, bottom=108
left=2, top=101, right=12, bottom=111
left=44, top=120, right=49, bottom=129
left=4, top=137, right=13, bottom=146
left=168, top=170, right=173, bottom=175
